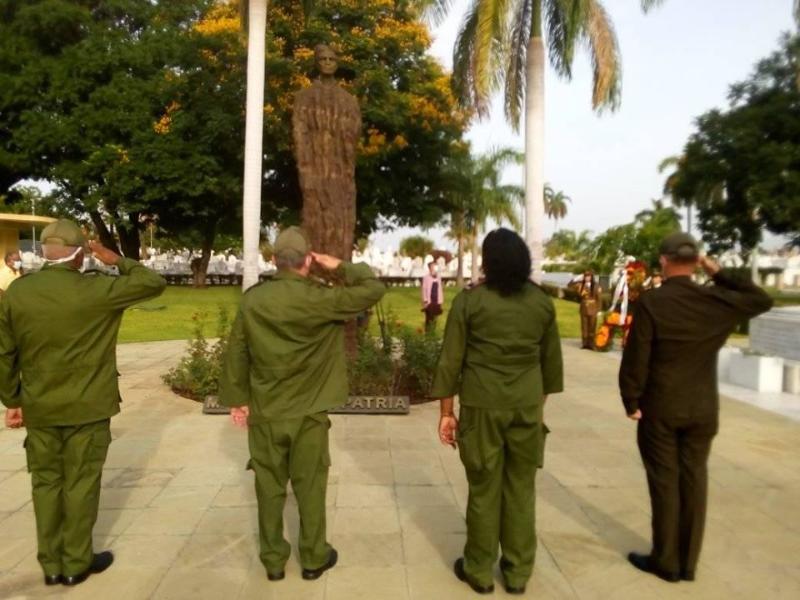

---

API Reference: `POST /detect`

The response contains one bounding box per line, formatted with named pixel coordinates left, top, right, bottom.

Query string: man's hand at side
left=627, top=409, right=642, bottom=421
left=4, top=408, right=23, bottom=429
left=231, top=406, right=249, bottom=428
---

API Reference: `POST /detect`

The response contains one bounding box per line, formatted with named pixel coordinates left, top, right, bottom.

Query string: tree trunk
left=524, top=31, right=546, bottom=283
left=241, top=0, right=267, bottom=290
left=456, top=234, right=464, bottom=288
left=117, top=212, right=141, bottom=259
left=470, top=223, right=480, bottom=284
left=191, top=222, right=216, bottom=289
left=89, top=211, right=121, bottom=253
left=686, top=204, right=692, bottom=234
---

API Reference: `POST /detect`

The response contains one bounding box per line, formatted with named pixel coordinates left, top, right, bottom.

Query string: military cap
left=40, top=219, right=87, bottom=248
left=274, top=226, right=310, bottom=259
left=659, top=231, right=699, bottom=260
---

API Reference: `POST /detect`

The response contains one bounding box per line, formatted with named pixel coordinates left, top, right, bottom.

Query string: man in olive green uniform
left=620, top=232, right=773, bottom=582
left=220, top=227, right=385, bottom=582
left=432, top=229, right=563, bottom=595
left=0, top=220, right=166, bottom=587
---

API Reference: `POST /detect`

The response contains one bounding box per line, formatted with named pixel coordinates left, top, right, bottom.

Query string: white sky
left=371, top=0, right=795, bottom=252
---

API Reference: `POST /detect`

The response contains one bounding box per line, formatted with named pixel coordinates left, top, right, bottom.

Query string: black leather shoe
left=499, top=557, right=525, bottom=594
left=454, top=558, right=494, bottom=594
left=302, top=549, right=338, bottom=580
left=681, top=570, right=695, bottom=582
left=63, top=551, right=114, bottom=586
left=267, top=571, right=285, bottom=581
left=44, top=574, right=63, bottom=586
left=627, top=552, right=679, bottom=583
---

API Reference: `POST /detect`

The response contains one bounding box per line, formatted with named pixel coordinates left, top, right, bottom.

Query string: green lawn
left=119, top=285, right=582, bottom=343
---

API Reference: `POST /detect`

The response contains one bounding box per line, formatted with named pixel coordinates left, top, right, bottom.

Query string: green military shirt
left=0, top=258, right=166, bottom=427
left=431, top=282, right=563, bottom=409
left=219, top=262, right=385, bottom=421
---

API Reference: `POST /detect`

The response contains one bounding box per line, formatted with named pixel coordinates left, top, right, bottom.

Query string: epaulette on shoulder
left=81, top=269, right=106, bottom=277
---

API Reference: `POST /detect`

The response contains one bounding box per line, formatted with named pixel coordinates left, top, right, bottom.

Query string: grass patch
left=119, top=284, right=582, bottom=343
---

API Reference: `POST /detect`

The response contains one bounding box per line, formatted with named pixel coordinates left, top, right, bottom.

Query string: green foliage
left=545, top=229, right=593, bottom=261
left=399, top=235, right=434, bottom=258
left=349, top=307, right=442, bottom=401
left=162, top=306, right=231, bottom=400
left=673, top=33, right=800, bottom=253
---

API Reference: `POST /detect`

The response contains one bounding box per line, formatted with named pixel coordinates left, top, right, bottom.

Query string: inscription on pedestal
left=329, top=396, right=410, bottom=415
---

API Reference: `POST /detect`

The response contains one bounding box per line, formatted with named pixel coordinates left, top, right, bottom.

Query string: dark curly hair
left=482, top=228, right=531, bottom=296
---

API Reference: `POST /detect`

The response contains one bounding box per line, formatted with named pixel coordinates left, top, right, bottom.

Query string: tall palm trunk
left=470, top=222, right=480, bottom=284
left=686, top=204, right=692, bottom=234
left=241, top=0, right=268, bottom=290
left=456, top=234, right=464, bottom=288
left=524, top=23, right=546, bottom=283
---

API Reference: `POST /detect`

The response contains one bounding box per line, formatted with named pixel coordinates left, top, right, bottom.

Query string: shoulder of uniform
left=81, top=269, right=107, bottom=277
left=243, top=280, right=269, bottom=295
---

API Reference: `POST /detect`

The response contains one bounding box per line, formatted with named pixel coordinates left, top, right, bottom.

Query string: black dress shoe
left=499, top=557, right=525, bottom=594
left=302, top=549, right=338, bottom=580
left=267, top=571, right=285, bottom=581
left=44, top=574, right=63, bottom=586
left=453, top=558, right=494, bottom=594
left=63, top=551, right=115, bottom=586
left=681, top=570, right=695, bottom=582
left=627, top=552, right=679, bottom=583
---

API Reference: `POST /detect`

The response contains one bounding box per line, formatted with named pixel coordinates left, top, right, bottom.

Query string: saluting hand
left=699, top=256, right=720, bottom=277
left=4, top=408, right=24, bottom=429
left=311, top=253, right=342, bottom=271
left=89, top=241, right=122, bottom=266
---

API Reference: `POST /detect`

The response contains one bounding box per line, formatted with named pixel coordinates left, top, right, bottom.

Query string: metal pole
left=32, top=197, right=37, bottom=254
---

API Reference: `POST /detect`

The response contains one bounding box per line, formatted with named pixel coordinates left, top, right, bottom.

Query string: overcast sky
left=371, top=0, right=795, bottom=252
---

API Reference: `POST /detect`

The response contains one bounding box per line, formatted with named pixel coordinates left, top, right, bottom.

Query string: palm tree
left=464, top=149, right=524, bottom=283
left=239, top=0, right=268, bottom=290
left=439, top=0, right=664, bottom=282
left=658, top=155, right=692, bottom=232
left=543, top=183, right=570, bottom=229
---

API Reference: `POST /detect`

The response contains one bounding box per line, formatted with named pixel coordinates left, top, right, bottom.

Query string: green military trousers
left=24, top=419, right=111, bottom=577
left=458, top=405, right=548, bottom=589
left=248, top=412, right=332, bottom=575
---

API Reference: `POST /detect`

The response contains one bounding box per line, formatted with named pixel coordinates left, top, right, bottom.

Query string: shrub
left=399, top=235, right=434, bottom=258
left=163, top=307, right=230, bottom=401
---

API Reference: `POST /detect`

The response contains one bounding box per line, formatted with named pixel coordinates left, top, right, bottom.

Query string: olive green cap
left=274, top=226, right=310, bottom=259
left=659, top=231, right=699, bottom=260
left=40, top=219, right=87, bottom=248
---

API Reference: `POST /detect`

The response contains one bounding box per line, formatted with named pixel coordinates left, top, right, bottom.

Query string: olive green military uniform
left=219, top=242, right=385, bottom=575
left=620, top=254, right=772, bottom=577
left=0, top=221, right=166, bottom=578
left=431, top=282, right=563, bottom=590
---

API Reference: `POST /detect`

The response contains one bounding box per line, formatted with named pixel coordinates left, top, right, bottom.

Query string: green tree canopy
left=673, top=33, right=800, bottom=253
left=399, top=234, right=434, bottom=258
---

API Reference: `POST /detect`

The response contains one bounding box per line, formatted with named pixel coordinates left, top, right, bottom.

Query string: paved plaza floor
left=1, top=340, right=799, bottom=599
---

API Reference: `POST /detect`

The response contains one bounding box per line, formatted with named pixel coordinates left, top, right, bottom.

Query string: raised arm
left=315, top=255, right=386, bottom=321
left=91, top=243, right=166, bottom=310
left=701, top=257, right=773, bottom=319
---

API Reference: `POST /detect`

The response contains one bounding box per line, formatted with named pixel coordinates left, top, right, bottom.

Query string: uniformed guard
left=0, top=219, right=166, bottom=586
left=219, top=226, right=385, bottom=582
left=431, top=228, right=563, bottom=595
left=620, top=232, right=773, bottom=583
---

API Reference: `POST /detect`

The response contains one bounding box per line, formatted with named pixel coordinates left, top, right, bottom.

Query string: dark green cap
left=274, top=226, right=310, bottom=260
left=40, top=219, right=87, bottom=248
left=659, top=231, right=699, bottom=260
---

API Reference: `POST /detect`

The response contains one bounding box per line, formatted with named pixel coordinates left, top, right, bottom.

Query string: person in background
left=620, top=232, right=773, bottom=584
left=431, top=228, right=563, bottom=595
left=0, top=220, right=166, bottom=587
left=219, top=227, right=385, bottom=584
left=421, top=260, right=444, bottom=333
left=0, top=250, right=23, bottom=292
left=578, top=270, right=602, bottom=349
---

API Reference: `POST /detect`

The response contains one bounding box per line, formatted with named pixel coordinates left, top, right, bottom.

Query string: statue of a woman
left=292, top=44, right=362, bottom=260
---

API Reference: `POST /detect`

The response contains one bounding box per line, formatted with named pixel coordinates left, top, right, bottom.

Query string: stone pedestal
left=729, top=352, right=784, bottom=393
left=750, top=307, right=800, bottom=361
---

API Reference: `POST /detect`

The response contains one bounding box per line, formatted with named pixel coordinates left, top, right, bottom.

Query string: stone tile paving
left=0, top=339, right=798, bottom=599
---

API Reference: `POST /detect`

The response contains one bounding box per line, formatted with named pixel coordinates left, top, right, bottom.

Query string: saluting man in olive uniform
left=0, top=220, right=166, bottom=587
left=432, top=229, right=563, bottom=595
left=620, top=232, right=773, bottom=583
left=219, top=227, right=385, bottom=582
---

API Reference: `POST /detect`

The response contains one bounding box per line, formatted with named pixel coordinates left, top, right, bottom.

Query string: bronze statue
left=292, top=44, right=362, bottom=261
